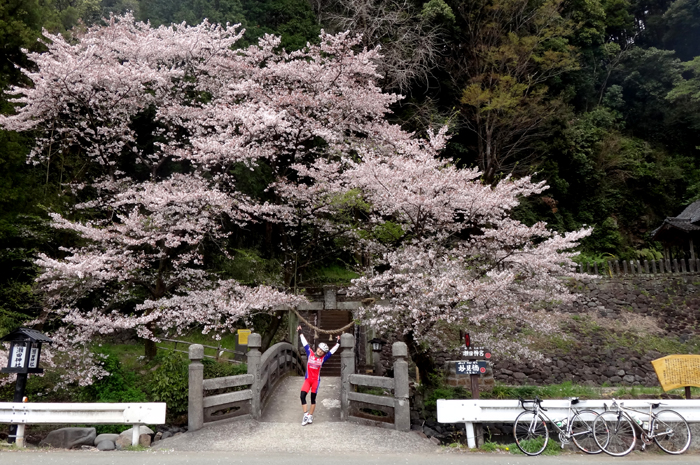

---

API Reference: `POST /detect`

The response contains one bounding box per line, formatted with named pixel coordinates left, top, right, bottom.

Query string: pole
left=8, top=373, right=28, bottom=444
left=470, top=373, right=484, bottom=447
left=686, top=386, right=691, bottom=399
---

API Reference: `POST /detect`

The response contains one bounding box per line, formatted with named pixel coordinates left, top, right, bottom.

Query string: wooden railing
left=159, top=337, right=241, bottom=363
left=576, top=258, right=700, bottom=276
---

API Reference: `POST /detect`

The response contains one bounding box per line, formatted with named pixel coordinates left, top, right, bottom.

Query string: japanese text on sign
left=10, top=345, right=26, bottom=368
left=651, top=355, right=700, bottom=391
left=455, top=360, right=488, bottom=375
left=28, top=347, right=39, bottom=369
left=461, top=346, right=491, bottom=359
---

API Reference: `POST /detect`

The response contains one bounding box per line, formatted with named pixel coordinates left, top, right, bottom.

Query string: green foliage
left=483, top=381, right=599, bottom=400
left=372, top=221, right=405, bottom=244
left=148, top=352, right=189, bottom=418
left=215, top=248, right=283, bottom=286
left=509, top=436, right=562, bottom=455
left=202, top=358, right=247, bottom=378
left=305, top=263, right=359, bottom=285
left=423, top=386, right=469, bottom=410
left=421, top=0, right=456, bottom=23
left=84, top=352, right=148, bottom=403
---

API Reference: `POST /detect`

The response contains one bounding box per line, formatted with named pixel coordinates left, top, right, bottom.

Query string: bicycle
left=592, top=398, right=691, bottom=456
left=513, top=397, right=605, bottom=455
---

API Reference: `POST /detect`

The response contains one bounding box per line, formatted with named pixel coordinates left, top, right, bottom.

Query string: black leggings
left=300, top=391, right=317, bottom=405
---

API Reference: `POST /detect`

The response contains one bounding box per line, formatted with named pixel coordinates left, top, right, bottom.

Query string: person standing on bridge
left=297, top=325, right=340, bottom=426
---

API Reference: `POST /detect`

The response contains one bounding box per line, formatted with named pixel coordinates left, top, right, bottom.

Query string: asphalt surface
left=0, top=450, right=699, bottom=465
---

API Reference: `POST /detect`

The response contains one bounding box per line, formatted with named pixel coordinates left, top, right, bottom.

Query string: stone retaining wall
left=492, top=273, right=700, bottom=386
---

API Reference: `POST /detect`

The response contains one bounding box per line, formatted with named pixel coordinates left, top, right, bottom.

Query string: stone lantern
left=368, top=337, right=386, bottom=376
left=1, top=328, right=53, bottom=443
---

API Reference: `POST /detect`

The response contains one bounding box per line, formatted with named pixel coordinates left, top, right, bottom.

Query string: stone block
left=94, top=433, right=119, bottom=446
left=138, top=434, right=151, bottom=447
left=120, top=425, right=154, bottom=437
left=96, top=440, right=116, bottom=451
left=39, top=427, right=96, bottom=449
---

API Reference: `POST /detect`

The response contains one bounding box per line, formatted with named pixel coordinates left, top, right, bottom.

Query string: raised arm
left=297, top=325, right=309, bottom=348
left=329, top=334, right=341, bottom=355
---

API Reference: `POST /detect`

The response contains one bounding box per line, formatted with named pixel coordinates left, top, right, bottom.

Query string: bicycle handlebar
left=518, top=396, right=547, bottom=411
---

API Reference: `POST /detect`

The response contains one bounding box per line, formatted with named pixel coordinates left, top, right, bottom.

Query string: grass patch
left=122, top=445, right=149, bottom=451
left=482, top=381, right=599, bottom=400
left=509, top=437, right=562, bottom=455
left=482, top=441, right=511, bottom=452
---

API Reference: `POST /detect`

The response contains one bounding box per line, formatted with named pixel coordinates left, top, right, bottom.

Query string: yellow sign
left=651, top=355, right=700, bottom=391
left=237, top=329, right=252, bottom=345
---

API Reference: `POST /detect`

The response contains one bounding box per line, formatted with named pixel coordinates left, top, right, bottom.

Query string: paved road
left=0, top=450, right=698, bottom=465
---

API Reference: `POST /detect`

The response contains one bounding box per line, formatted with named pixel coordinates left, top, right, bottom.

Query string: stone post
left=340, top=333, right=355, bottom=421
left=324, top=285, right=337, bottom=309
left=248, top=333, right=262, bottom=420
left=392, top=341, right=410, bottom=432
left=188, top=344, right=204, bottom=432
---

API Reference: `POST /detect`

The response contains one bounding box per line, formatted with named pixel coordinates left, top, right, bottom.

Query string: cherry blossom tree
left=290, top=125, right=591, bottom=378
left=0, top=15, right=313, bottom=369
left=1, top=14, right=589, bottom=385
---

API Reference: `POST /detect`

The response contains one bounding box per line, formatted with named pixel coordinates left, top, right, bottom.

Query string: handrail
left=258, top=342, right=304, bottom=411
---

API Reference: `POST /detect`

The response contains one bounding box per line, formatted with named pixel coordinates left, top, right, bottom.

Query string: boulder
left=138, top=434, right=151, bottom=447
left=96, top=440, right=116, bottom=451
left=120, top=425, right=154, bottom=438
left=94, top=433, right=120, bottom=446
left=39, top=427, right=96, bottom=449
left=115, top=435, right=132, bottom=449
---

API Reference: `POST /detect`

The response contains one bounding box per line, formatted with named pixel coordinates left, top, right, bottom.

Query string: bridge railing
left=340, top=334, right=410, bottom=432
left=257, top=341, right=304, bottom=413
left=188, top=333, right=304, bottom=431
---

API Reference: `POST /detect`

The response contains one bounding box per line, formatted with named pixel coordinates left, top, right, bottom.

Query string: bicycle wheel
left=571, top=409, right=603, bottom=454
left=513, top=410, right=549, bottom=456
left=593, top=410, right=636, bottom=456
left=652, top=409, right=691, bottom=454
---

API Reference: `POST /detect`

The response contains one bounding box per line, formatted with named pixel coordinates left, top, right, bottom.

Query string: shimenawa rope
left=292, top=307, right=356, bottom=341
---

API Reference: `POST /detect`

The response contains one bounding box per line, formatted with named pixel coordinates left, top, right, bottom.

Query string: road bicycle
left=513, top=397, right=604, bottom=455
left=592, top=398, right=691, bottom=456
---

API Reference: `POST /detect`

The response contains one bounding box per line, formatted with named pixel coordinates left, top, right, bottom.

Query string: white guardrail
left=438, top=399, right=700, bottom=449
left=0, top=402, right=167, bottom=447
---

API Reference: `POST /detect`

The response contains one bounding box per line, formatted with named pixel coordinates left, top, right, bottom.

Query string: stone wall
left=492, top=273, right=700, bottom=386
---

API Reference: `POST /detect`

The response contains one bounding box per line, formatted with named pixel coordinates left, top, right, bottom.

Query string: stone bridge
left=187, top=333, right=411, bottom=434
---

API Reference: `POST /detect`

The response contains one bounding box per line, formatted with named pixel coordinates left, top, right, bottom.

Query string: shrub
left=148, top=352, right=189, bottom=418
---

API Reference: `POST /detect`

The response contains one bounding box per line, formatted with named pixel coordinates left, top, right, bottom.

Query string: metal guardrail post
left=392, top=342, right=410, bottom=432
left=188, top=344, right=204, bottom=432
left=248, top=333, right=262, bottom=420
left=340, top=333, right=355, bottom=421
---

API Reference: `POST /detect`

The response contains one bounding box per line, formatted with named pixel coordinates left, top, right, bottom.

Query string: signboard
left=651, top=355, right=700, bottom=391
left=10, top=344, right=26, bottom=369
left=456, top=360, right=488, bottom=375
left=28, top=347, right=39, bottom=369
left=237, top=329, right=251, bottom=345
left=461, top=346, right=491, bottom=360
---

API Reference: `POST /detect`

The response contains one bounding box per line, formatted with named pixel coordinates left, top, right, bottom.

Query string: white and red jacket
left=300, top=333, right=339, bottom=383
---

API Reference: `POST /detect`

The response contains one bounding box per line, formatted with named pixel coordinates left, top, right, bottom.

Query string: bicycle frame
left=521, top=397, right=591, bottom=442
left=607, top=399, right=664, bottom=442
